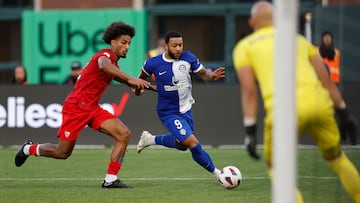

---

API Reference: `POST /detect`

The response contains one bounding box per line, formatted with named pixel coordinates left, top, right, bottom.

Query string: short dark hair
left=164, top=31, right=182, bottom=43
left=102, top=21, right=135, bottom=44
left=71, top=61, right=82, bottom=70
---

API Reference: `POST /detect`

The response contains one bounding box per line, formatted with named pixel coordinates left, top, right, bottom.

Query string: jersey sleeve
left=301, top=36, right=318, bottom=58
left=101, top=50, right=112, bottom=60
left=142, top=59, right=153, bottom=76
left=233, top=40, right=251, bottom=71
left=98, top=49, right=117, bottom=63
left=184, top=51, right=203, bottom=73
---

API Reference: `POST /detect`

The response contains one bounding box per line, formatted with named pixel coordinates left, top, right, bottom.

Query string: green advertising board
left=22, top=9, right=146, bottom=84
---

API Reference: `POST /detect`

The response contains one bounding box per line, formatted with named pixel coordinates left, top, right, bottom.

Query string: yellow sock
left=296, top=188, right=304, bottom=203
left=328, top=151, right=360, bottom=203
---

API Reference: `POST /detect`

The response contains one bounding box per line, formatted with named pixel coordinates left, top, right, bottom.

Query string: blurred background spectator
left=146, top=37, right=166, bottom=82
left=11, top=65, right=28, bottom=86
left=63, top=61, right=82, bottom=85
left=146, top=37, right=166, bottom=58
left=318, top=31, right=341, bottom=85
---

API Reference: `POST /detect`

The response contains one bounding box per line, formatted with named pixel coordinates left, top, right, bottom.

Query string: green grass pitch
left=0, top=146, right=359, bottom=203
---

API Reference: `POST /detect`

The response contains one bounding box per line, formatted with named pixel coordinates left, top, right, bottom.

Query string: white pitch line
left=0, top=176, right=338, bottom=181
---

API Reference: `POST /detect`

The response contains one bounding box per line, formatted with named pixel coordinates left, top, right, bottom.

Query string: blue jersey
left=142, top=51, right=204, bottom=117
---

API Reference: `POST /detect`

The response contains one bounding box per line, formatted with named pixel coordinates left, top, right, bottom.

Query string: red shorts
left=57, top=101, right=116, bottom=141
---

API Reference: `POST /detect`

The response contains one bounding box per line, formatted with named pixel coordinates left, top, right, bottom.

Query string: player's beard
left=118, top=49, right=128, bottom=58
left=121, top=50, right=128, bottom=58
left=117, top=52, right=127, bottom=59
left=168, top=51, right=180, bottom=60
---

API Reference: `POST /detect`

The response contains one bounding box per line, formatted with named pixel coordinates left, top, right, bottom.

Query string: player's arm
left=237, top=67, right=258, bottom=122
left=233, top=39, right=261, bottom=159
left=98, top=56, right=150, bottom=89
left=196, top=66, right=225, bottom=81
left=236, top=66, right=261, bottom=159
left=311, top=54, right=358, bottom=145
left=311, top=55, right=344, bottom=107
left=133, top=70, right=157, bottom=95
left=138, top=70, right=149, bottom=81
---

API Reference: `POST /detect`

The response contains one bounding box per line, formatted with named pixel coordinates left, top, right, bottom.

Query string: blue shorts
left=159, top=110, right=194, bottom=143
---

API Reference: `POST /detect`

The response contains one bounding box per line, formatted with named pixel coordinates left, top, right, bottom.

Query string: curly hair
left=102, top=21, right=135, bottom=44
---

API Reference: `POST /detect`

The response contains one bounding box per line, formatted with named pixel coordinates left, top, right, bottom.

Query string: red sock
left=107, top=161, right=122, bottom=175
left=29, top=144, right=39, bottom=156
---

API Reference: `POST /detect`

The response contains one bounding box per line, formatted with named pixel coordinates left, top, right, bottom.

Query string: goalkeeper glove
left=244, top=124, right=261, bottom=160
left=335, top=108, right=358, bottom=145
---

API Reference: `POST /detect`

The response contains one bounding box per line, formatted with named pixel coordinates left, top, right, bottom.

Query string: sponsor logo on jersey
left=159, top=71, right=167, bottom=76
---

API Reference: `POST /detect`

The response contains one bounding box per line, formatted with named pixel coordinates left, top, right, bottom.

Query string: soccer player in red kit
left=14, top=21, right=150, bottom=188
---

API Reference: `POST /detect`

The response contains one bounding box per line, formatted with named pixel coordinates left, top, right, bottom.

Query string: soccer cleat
left=101, top=179, right=133, bottom=188
left=136, top=131, right=153, bottom=153
left=15, top=140, right=33, bottom=167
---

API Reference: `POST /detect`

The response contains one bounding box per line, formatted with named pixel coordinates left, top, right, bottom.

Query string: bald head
left=249, top=1, right=273, bottom=30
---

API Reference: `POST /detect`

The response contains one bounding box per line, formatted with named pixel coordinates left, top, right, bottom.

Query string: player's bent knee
left=175, top=140, right=188, bottom=151
left=113, top=128, right=131, bottom=142
left=122, top=129, right=131, bottom=140
left=321, top=146, right=341, bottom=161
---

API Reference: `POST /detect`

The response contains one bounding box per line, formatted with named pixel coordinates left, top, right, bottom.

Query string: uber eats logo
left=39, top=22, right=104, bottom=57
left=35, top=21, right=106, bottom=84
left=23, top=10, right=146, bottom=84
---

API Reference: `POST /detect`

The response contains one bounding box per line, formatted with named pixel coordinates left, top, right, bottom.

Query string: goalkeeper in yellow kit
left=233, top=1, right=360, bottom=202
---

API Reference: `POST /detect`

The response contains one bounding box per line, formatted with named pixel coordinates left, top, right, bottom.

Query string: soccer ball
left=218, top=166, right=242, bottom=189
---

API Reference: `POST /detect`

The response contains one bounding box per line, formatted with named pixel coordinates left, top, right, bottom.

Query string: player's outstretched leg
left=15, top=140, right=33, bottom=167
left=328, top=152, right=360, bottom=202
left=136, top=131, right=155, bottom=153
left=190, top=144, right=220, bottom=180
left=137, top=131, right=189, bottom=153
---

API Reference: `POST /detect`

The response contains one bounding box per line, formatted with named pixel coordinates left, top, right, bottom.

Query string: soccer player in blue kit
left=135, top=31, right=225, bottom=180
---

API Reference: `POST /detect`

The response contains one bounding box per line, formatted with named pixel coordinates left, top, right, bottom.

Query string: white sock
left=36, top=144, right=41, bottom=156
left=149, top=136, right=156, bottom=145
left=104, top=174, right=117, bottom=183
left=213, top=168, right=221, bottom=178
left=23, top=145, right=31, bottom=155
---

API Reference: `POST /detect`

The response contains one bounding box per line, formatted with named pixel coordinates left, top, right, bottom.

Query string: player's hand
left=336, top=108, right=358, bottom=145
left=209, top=67, right=225, bottom=81
left=128, top=77, right=150, bottom=90
left=244, top=124, right=261, bottom=160
left=146, top=84, right=158, bottom=92
left=132, top=88, right=144, bottom=96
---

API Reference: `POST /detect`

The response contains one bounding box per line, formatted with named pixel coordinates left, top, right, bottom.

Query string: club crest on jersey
left=64, top=131, right=71, bottom=138
left=180, top=129, right=186, bottom=136
left=178, top=64, right=186, bottom=72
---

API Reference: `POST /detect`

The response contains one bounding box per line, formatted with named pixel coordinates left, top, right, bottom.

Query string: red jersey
left=64, top=49, right=119, bottom=111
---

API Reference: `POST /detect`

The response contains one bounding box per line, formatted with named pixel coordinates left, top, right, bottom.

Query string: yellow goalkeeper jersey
left=233, top=26, right=333, bottom=113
